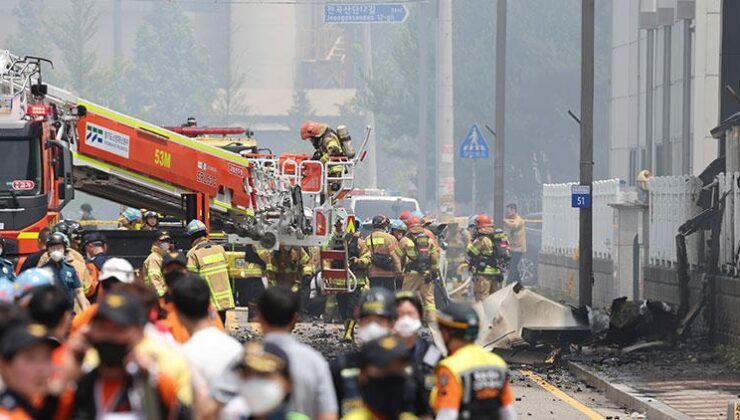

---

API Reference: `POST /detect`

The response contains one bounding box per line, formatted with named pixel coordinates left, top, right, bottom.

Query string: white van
left=339, top=189, right=420, bottom=222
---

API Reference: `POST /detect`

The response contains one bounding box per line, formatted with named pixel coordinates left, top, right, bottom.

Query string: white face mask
left=394, top=316, right=422, bottom=339
left=239, top=377, right=286, bottom=416
left=50, top=250, right=65, bottom=263
left=159, top=242, right=172, bottom=252
left=357, top=321, right=391, bottom=343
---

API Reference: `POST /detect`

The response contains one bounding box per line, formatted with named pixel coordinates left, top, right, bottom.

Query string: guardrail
left=541, top=179, right=621, bottom=259
left=647, top=175, right=702, bottom=266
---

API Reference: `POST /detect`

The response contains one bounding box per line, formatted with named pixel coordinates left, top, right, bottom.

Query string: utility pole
left=494, top=0, right=507, bottom=226
left=362, top=25, right=378, bottom=188
left=579, top=0, right=594, bottom=307
left=436, top=0, right=455, bottom=218
left=418, top=3, right=430, bottom=208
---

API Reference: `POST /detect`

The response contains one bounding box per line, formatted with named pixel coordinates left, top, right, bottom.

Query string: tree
left=5, top=0, right=51, bottom=60
left=124, top=3, right=218, bottom=125
left=287, top=89, right=315, bottom=132
left=48, top=0, right=101, bottom=97
left=213, top=26, right=249, bottom=126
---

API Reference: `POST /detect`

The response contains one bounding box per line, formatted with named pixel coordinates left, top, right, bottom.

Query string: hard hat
left=405, top=217, right=422, bottom=229
left=359, top=287, right=396, bottom=319
left=15, top=268, right=54, bottom=298
left=156, top=230, right=173, bottom=242
left=0, top=278, right=15, bottom=302
left=65, top=220, right=83, bottom=240
left=99, top=258, right=135, bottom=284
left=399, top=210, right=412, bottom=223
left=46, top=232, right=68, bottom=248
left=52, top=221, right=71, bottom=237
left=144, top=210, right=159, bottom=219
left=121, top=207, right=142, bottom=222
left=187, top=219, right=208, bottom=236
left=82, top=232, right=107, bottom=248
left=371, top=215, right=390, bottom=230
left=467, top=215, right=477, bottom=228
left=300, top=121, right=321, bottom=140
left=436, top=302, right=480, bottom=342
left=389, top=219, right=407, bottom=232
left=410, top=210, right=424, bottom=219
left=475, top=213, right=494, bottom=228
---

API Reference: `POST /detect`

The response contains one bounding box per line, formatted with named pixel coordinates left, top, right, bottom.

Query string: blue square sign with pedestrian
left=459, top=124, right=490, bottom=159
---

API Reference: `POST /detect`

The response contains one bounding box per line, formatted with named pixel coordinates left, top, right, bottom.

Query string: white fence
left=541, top=179, right=622, bottom=259
left=648, top=176, right=702, bottom=266
left=719, top=172, right=740, bottom=272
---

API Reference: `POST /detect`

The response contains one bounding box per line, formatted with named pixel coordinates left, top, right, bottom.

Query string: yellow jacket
left=143, top=245, right=167, bottom=297
left=503, top=215, right=527, bottom=253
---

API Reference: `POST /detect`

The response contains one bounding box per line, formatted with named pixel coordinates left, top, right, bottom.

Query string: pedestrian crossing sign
left=459, top=124, right=490, bottom=159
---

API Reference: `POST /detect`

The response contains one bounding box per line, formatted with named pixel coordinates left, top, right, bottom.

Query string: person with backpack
left=466, top=214, right=510, bottom=301
left=395, top=217, right=440, bottom=323
left=358, top=215, right=401, bottom=292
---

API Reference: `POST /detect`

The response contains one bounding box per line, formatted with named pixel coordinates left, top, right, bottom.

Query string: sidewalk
left=567, top=342, right=740, bottom=419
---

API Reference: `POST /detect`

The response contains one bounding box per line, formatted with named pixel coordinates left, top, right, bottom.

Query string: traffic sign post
left=324, top=4, right=409, bottom=24
left=459, top=124, right=491, bottom=212
left=571, top=185, right=591, bottom=209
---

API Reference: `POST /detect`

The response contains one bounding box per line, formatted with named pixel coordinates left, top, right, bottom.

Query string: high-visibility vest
left=433, top=344, right=509, bottom=418
left=187, top=241, right=234, bottom=311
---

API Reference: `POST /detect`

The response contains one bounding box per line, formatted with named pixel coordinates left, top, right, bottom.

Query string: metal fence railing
left=647, top=175, right=702, bottom=266
left=541, top=179, right=622, bottom=259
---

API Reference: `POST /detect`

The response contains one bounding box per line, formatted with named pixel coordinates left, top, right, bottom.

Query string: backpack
left=407, top=231, right=432, bottom=273
left=369, top=235, right=395, bottom=271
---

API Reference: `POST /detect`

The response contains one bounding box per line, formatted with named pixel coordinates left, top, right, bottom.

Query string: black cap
left=359, top=287, right=395, bottom=319
left=162, top=251, right=187, bottom=268
left=240, top=341, right=290, bottom=375
left=82, top=232, right=107, bottom=248
left=372, top=215, right=389, bottom=229
left=94, top=291, right=147, bottom=327
left=1, top=323, right=59, bottom=359
left=437, top=302, right=479, bottom=341
left=360, top=336, right=409, bottom=368
left=46, top=232, right=67, bottom=247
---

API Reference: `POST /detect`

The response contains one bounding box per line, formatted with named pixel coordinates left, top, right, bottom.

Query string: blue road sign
left=571, top=185, right=592, bottom=208
left=324, top=3, right=409, bottom=24
left=459, top=124, right=490, bottom=159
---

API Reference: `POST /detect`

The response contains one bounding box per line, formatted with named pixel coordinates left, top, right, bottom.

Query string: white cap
left=99, top=258, right=135, bottom=284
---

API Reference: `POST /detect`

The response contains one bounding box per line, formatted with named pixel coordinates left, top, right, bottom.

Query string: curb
left=567, top=362, right=692, bottom=420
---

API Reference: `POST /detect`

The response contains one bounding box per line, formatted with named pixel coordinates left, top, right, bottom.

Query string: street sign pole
left=472, top=159, right=478, bottom=212
left=579, top=0, right=595, bottom=307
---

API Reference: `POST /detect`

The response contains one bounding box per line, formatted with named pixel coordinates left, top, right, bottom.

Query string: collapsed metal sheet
left=473, top=283, right=584, bottom=349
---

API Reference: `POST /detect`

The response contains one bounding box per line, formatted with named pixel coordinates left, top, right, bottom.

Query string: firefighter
left=430, top=302, right=515, bottom=419
left=227, top=244, right=269, bottom=319
left=117, top=207, right=142, bottom=230
left=185, top=219, right=234, bottom=322
left=142, top=210, right=160, bottom=231
left=359, top=215, right=401, bottom=292
left=0, top=237, right=14, bottom=283
left=389, top=219, right=407, bottom=242
left=300, top=121, right=348, bottom=193
left=41, top=232, right=90, bottom=310
left=142, top=230, right=174, bottom=298
left=396, top=217, right=439, bottom=322
left=325, top=216, right=368, bottom=342
left=466, top=214, right=507, bottom=301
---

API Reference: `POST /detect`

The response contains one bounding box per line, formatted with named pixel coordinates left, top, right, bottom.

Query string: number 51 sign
left=571, top=185, right=591, bottom=209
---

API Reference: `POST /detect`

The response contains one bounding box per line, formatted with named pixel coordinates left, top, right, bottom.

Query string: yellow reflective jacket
left=187, top=238, right=234, bottom=311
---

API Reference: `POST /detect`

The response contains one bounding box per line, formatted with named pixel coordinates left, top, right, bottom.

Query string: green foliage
left=213, top=26, right=249, bottom=126
left=5, top=0, right=50, bottom=60
left=48, top=0, right=100, bottom=97
left=124, top=3, right=218, bottom=125
left=287, top=89, right=316, bottom=132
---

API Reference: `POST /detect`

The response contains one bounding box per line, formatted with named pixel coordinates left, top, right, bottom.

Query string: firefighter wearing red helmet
left=395, top=216, right=440, bottom=322
left=465, top=213, right=508, bottom=301
left=300, top=121, right=348, bottom=193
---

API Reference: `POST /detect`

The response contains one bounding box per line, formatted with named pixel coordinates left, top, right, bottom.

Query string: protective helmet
left=410, top=210, right=424, bottom=219
left=475, top=213, right=494, bottom=228
left=300, top=121, right=322, bottom=140
left=0, top=278, right=15, bottom=302
left=15, top=268, right=54, bottom=298
left=467, top=215, right=477, bottom=228
left=358, top=287, right=396, bottom=319
left=389, top=219, right=407, bottom=232
left=399, top=210, right=412, bottom=223
left=82, top=232, right=107, bottom=248
left=144, top=210, right=158, bottom=220
left=436, top=302, right=479, bottom=342
left=65, top=220, right=83, bottom=240
left=187, top=219, right=208, bottom=236
left=121, top=207, right=142, bottom=222
left=52, top=221, right=71, bottom=237
left=405, top=217, right=422, bottom=229
left=371, top=215, right=390, bottom=230
left=46, top=232, right=68, bottom=248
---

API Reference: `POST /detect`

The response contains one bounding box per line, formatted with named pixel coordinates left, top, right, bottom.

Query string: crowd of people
left=0, top=202, right=525, bottom=419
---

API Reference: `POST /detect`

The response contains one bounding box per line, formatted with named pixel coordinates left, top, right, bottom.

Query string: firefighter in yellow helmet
left=465, top=214, right=509, bottom=301
left=395, top=217, right=439, bottom=323
left=185, top=219, right=234, bottom=322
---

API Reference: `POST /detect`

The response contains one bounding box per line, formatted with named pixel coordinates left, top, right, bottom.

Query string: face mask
left=92, top=340, right=129, bottom=367
left=394, top=316, right=422, bottom=339
left=239, top=377, right=286, bottom=416
left=361, top=375, right=407, bottom=418
left=159, top=242, right=172, bottom=252
left=357, top=322, right=390, bottom=343
left=50, top=250, right=65, bottom=263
